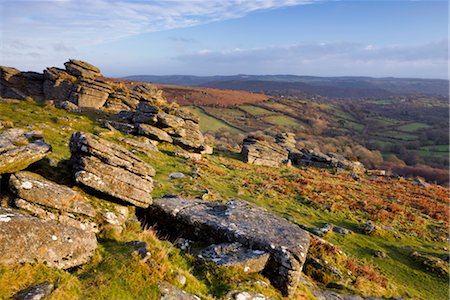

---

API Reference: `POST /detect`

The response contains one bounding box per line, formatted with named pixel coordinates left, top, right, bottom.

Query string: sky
left=0, top=0, right=448, bottom=78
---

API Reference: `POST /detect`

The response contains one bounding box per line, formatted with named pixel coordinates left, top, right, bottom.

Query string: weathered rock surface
left=121, top=137, right=159, bottom=153
left=43, top=67, right=76, bottom=101
left=70, top=131, right=155, bottom=207
left=64, top=59, right=102, bottom=79
left=0, top=207, right=97, bottom=269
left=0, top=128, right=52, bottom=174
left=290, top=149, right=365, bottom=173
left=197, top=242, right=270, bottom=273
left=146, top=197, right=310, bottom=296
left=241, top=137, right=289, bottom=167
left=138, top=123, right=173, bottom=143
left=69, top=78, right=112, bottom=108
left=12, top=282, right=54, bottom=300
left=275, top=132, right=296, bottom=151
left=0, top=66, right=44, bottom=100
left=158, top=282, right=200, bottom=300
left=9, top=171, right=98, bottom=232
left=225, top=290, right=274, bottom=300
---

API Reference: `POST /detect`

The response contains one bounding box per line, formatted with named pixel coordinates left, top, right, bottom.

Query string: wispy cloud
left=175, top=40, right=448, bottom=78
left=0, top=0, right=313, bottom=69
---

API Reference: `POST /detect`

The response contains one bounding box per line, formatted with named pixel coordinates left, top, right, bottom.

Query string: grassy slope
left=0, top=100, right=448, bottom=299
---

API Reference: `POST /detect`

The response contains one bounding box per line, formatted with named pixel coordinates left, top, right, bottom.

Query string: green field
left=239, top=105, right=272, bottom=116
left=398, top=122, right=431, bottom=132
left=186, top=106, right=242, bottom=133
left=263, top=115, right=301, bottom=127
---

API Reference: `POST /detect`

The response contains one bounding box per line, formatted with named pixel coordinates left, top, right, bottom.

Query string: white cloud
left=0, top=0, right=313, bottom=69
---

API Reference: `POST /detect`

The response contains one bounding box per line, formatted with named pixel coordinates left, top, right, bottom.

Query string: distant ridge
left=123, top=74, right=449, bottom=98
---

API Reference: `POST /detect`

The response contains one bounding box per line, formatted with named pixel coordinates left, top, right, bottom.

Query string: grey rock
left=132, top=110, right=158, bottom=125
left=359, top=221, right=377, bottom=235
left=70, top=132, right=155, bottom=208
left=146, top=197, right=310, bottom=297
left=157, top=111, right=185, bottom=129
left=69, top=78, right=112, bottom=109
left=290, top=149, right=365, bottom=173
left=9, top=171, right=98, bottom=232
left=172, top=120, right=205, bottom=153
left=374, top=250, right=387, bottom=259
left=121, top=137, right=159, bottom=153
left=137, top=124, right=173, bottom=143
left=129, top=240, right=151, bottom=262
left=169, top=172, right=185, bottom=180
left=241, top=137, right=289, bottom=167
left=0, top=66, right=44, bottom=101
left=64, top=59, right=102, bottom=78
left=43, top=67, right=76, bottom=102
left=100, top=119, right=137, bottom=135
left=225, top=290, right=274, bottom=300
left=12, top=282, right=54, bottom=300
left=158, top=282, right=200, bottom=300
left=0, top=207, right=97, bottom=269
left=0, top=128, right=52, bottom=174
left=275, top=132, right=296, bottom=151
left=332, top=227, right=352, bottom=235
left=312, top=223, right=333, bottom=237
left=58, top=100, right=79, bottom=112
left=197, top=242, right=270, bottom=273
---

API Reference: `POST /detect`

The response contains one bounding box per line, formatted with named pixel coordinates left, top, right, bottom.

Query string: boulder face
left=197, top=242, right=270, bottom=273
left=145, top=197, right=310, bottom=297
left=64, top=59, right=102, bottom=79
left=69, top=131, right=155, bottom=208
left=0, top=207, right=97, bottom=269
left=68, top=78, right=112, bottom=109
left=290, top=149, right=365, bottom=173
left=0, top=128, right=52, bottom=174
left=9, top=171, right=98, bottom=232
left=275, top=132, right=296, bottom=151
left=241, top=137, right=289, bottom=167
left=43, top=67, right=76, bottom=102
left=0, top=66, right=44, bottom=100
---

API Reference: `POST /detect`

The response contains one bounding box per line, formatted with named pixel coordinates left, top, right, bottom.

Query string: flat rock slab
left=197, top=242, right=269, bottom=273
left=70, top=132, right=155, bottom=208
left=12, top=282, right=54, bottom=300
left=0, top=128, right=51, bottom=174
left=9, top=171, right=98, bottom=232
left=241, top=138, right=288, bottom=168
left=147, top=197, right=310, bottom=296
left=0, top=208, right=97, bottom=269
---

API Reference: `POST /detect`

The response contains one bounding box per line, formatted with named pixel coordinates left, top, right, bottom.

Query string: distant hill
left=124, top=74, right=449, bottom=98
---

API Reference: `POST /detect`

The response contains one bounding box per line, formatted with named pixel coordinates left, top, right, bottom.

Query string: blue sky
left=0, top=0, right=448, bottom=78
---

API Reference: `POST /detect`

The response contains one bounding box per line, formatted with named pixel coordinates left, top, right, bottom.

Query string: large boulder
left=197, top=242, right=270, bottom=273
left=172, top=120, right=205, bottom=153
left=64, top=59, right=102, bottom=79
left=0, top=207, right=97, bottom=269
left=0, top=66, right=44, bottom=100
left=0, top=129, right=51, bottom=174
left=275, top=132, right=296, bottom=151
left=68, top=78, right=112, bottom=108
left=241, top=138, right=289, bottom=167
left=145, top=197, right=310, bottom=296
left=70, top=132, right=155, bottom=208
left=290, top=149, right=365, bottom=173
left=42, top=67, right=76, bottom=102
left=137, top=123, right=173, bottom=143
left=9, top=171, right=98, bottom=232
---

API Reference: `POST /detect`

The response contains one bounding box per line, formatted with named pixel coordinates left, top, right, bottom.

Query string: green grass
left=257, top=102, right=294, bottom=113
left=185, top=106, right=242, bottom=133
left=239, top=105, right=272, bottom=116
left=397, top=122, right=432, bottom=132
left=0, top=99, right=448, bottom=300
left=420, top=145, right=449, bottom=152
left=263, top=115, right=300, bottom=127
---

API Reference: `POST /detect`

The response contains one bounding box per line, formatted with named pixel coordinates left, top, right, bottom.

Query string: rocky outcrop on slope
left=9, top=171, right=98, bottom=232
left=69, top=78, right=112, bottom=109
left=0, top=66, right=44, bottom=100
left=64, top=59, right=102, bottom=79
left=69, top=131, right=155, bottom=208
left=1, top=59, right=210, bottom=154
left=290, top=149, right=365, bottom=173
left=144, top=197, right=310, bottom=296
left=275, top=132, right=296, bottom=151
left=0, top=128, right=51, bottom=174
left=0, top=207, right=97, bottom=269
left=241, top=137, right=289, bottom=167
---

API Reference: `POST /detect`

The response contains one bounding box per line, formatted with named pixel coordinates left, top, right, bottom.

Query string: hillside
left=0, top=60, right=449, bottom=300
left=124, top=74, right=449, bottom=98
